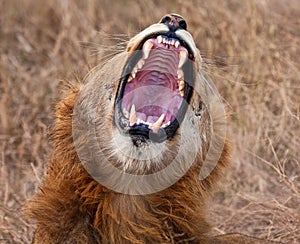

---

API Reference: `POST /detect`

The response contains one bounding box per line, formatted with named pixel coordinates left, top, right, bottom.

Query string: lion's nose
left=160, top=14, right=187, bottom=32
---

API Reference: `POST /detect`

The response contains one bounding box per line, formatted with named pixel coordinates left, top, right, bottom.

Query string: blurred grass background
left=0, top=0, right=299, bottom=243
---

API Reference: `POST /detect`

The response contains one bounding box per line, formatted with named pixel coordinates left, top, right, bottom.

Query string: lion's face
left=74, top=14, right=226, bottom=186
left=114, top=14, right=198, bottom=144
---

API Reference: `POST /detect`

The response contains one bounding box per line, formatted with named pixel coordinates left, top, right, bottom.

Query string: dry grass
left=1, top=0, right=299, bottom=243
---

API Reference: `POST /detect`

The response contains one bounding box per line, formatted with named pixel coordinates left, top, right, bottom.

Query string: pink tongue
left=123, top=85, right=181, bottom=123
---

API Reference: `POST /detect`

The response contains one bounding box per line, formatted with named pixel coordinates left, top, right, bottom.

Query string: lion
left=27, top=14, right=271, bottom=243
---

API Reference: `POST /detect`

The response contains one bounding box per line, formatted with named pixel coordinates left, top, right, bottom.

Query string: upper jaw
left=114, top=24, right=196, bottom=144
left=127, top=23, right=198, bottom=57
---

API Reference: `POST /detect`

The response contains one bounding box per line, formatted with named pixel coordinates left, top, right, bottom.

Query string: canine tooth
left=175, top=41, right=180, bottom=48
left=129, top=104, right=137, bottom=126
left=157, top=35, right=163, bottom=43
left=180, top=90, right=184, bottom=97
left=143, top=40, right=153, bottom=59
left=151, top=114, right=165, bottom=133
left=177, top=69, right=184, bottom=79
left=178, top=50, right=188, bottom=68
left=132, top=72, right=136, bottom=79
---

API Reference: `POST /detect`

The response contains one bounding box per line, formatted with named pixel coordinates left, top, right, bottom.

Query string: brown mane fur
left=25, top=12, right=277, bottom=243
left=27, top=81, right=233, bottom=243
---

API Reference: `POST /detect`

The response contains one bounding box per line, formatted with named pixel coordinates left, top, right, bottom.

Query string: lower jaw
left=110, top=129, right=177, bottom=174
left=114, top=51, right=194, bottom=143
left=114, top=93, right=191, bottom=143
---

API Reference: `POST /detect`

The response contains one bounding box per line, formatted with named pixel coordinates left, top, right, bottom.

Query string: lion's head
left=72, top=14, right=227, bottom=194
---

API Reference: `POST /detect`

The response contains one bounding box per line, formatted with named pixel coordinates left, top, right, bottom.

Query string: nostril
left=159, top=14, right=187, bottom=32
left=178, top=20, right=187, bottom=30
left=160, top=15, right=171, bottom=25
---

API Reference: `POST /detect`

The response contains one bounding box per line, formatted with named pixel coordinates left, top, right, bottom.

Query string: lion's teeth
left=123, top=109, right=129, bottom=118
left=158, top=36, right=180, bottom=48
left=137, top=59, right=145, bottom=69
left=157, top=35, right=163, bottom=44
left=143, top=40, right=153, bottom=59
left=162, top=121, right=171, bottom=128
left=178, top=79, right=185, bottom=97
left=178, top=79, right=185, bottom=91
left=177, top=69, right=184, bottom=79
left=127, top=75, right=133, bottom=82
left=150, top=114, right=165, bottom=133
left=178, top=50, right=188, bottom=68
left=129, top=104, right=137, bottom=126
left=129, top=59, right=144, bottom=82
left=133, top=66, right=138, bottom=75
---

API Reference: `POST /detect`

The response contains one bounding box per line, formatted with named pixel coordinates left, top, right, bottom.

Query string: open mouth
left=114, top=33, right=194, bottom=143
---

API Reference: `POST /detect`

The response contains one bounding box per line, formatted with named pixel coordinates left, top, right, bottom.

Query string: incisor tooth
left=171, top=40, right=175, bottom=46
left=129, top=104, right=137, bottom=126
left=157, top=36, right=163, bottom=43
left=143, top=40, right=153, bottom=59
left=178, top=50, right=188, bottom=68
left=151, top=114, right=165, bottom=133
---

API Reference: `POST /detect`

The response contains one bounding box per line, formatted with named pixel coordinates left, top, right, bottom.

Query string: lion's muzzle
left=114, top=14, right=195, bottom=144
